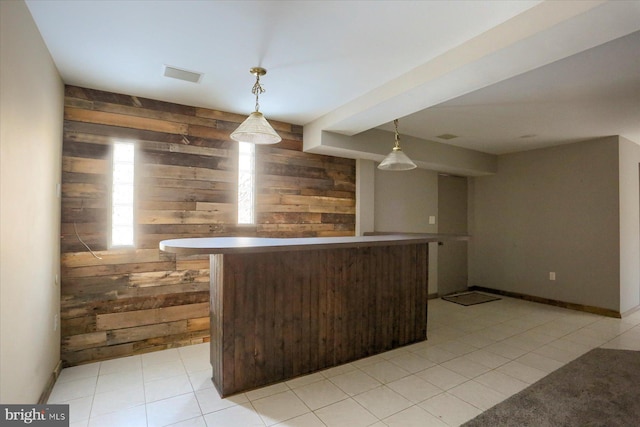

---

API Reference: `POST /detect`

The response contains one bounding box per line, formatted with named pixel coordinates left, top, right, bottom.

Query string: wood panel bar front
left=160, top=234, right=469, bottom=396
left=208, top=243, right=428, bottom=397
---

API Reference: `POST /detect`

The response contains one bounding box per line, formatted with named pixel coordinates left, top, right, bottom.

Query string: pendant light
left=230, top=67, right=282, bottom=145
left=378, top=119, right=417, bottom=170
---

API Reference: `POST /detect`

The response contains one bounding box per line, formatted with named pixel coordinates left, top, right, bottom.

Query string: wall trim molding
left=469, top=286, right=621, bottom=319
left=38, top=360, right=62, bottom=404
left=621, top=304, right=640, bottom=318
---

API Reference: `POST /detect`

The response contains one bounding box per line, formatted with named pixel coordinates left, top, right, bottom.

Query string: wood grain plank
left=280, top=194, right=355, bottom=207
left=141, top=163, right=235, bottom=182
left=107, top=320, right=187, bottom=345
left=62, top=261, right=177, bottom=278
left=61, top=248, right=163, bottom=268
left=176, top=257, right=210, bottom=270
left=62, top=156, right=108, bottom=174
left=221, top=255, right=236, bottom=394
left=95, top=302, right=209, bottom=330
left=298, top=250, right=311, bottom=375
left=90, top=100, right=216, bottom=128
left=138, top=210, right=234, bottom=225
left=209, top=255, right=224, bottom=395
left=272, top=253, right=285, bottom=381
left=253, top=253, right=267, bottom=385
left=65, top=107, right=188, bottom=135
left=187, top=317, right=209, bottom=332
left=128, top=269, right=209, bottom=287
left=62, top=331, right=107, bottom=352
left=241, top=254, right=256, bottom=389
left=116, top=283, right=209, bottom=299
left=195, top=108, right=246, bottom=123
left=262, top=253, right=277, bottom=385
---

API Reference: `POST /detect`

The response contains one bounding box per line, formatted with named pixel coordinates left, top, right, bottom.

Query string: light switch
left=429, top=216, right=436, bottom=225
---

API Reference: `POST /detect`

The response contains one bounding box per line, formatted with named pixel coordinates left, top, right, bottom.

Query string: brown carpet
left=442, top=291, right=500, bottom=306
left=462, top=348, right=640, bottom=427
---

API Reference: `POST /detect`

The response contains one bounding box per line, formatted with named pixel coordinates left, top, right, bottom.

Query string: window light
left=111, top=142, right=135, bottom=247
left=237, top=141, right=256, bottom=224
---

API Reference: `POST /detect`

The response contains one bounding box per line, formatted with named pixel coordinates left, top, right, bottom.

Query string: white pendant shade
left=230, top=112, right=282, bottom=145
left=378, top=147, right=417, bottom=170
left=378, top=118, right=417, bottom=171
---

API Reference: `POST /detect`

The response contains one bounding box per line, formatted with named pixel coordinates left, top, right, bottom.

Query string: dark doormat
left=442, top=291, right=500, bottom=306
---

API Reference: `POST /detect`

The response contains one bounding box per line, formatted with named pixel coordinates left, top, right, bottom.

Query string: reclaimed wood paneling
left=210, top=244, right=428, bottom=396
left=60, top=85, right=356, bottom=366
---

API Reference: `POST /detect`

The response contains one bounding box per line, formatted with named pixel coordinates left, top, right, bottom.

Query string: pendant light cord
left=251, top=74, right=265, bottom=112
left=394, top=119, right=401, bottom=148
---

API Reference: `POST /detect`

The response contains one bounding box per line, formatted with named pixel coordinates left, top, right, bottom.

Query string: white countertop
left=160, top=234, right=467, bottom=255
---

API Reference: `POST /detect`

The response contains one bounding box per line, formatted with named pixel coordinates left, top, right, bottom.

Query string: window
left=237, top=141, right=255, bottom=224
left=111, top=142, right=135, bottom=247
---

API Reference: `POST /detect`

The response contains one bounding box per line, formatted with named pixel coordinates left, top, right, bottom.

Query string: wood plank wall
left=60, top=86, right=356, bottom=366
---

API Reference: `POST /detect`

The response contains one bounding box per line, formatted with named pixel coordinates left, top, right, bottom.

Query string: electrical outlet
left=549, top=272, right=556, bottom=281
left=429, top=216, right=436, bottom=225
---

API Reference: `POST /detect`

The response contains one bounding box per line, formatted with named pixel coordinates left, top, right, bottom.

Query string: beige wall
left=373, top=166, right=440, bottom=294
left=469, top=137, right=621, bottom=311
left=437, top=175, right=468, bottom=295
left=321, top=123, right=497, bottom=297
left=618, top=137, right=640, bottom=313
left=356, top=159, right=376, bottom=236
left=0, top=0, right=64, bottom=403
left=374, top=167, right=439, bottom=234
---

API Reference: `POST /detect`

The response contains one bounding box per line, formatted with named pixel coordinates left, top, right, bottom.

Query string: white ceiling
left=25, top=0, right=640, bottom=156
left=396, top=29, right=640, bottom=154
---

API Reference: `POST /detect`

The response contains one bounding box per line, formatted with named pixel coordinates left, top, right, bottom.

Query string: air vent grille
left=436, top=133, right=459, bottom=140
left=163, top=65, right=202, bottom=83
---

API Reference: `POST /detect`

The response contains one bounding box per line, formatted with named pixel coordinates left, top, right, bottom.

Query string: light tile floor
left=49, top=295, right=640, bottom=427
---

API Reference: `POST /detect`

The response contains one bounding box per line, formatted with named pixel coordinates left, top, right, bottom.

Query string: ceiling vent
left=436, top=133, right=459, bottom=140
left=163, top=65, right=202, bottom=83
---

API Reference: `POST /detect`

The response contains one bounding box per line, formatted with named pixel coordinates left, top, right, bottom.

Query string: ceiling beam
left=304, top=0, right=639, bottom=165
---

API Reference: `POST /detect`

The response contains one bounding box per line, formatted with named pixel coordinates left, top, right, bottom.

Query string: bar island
left=160, top=234, right=465, bottom=396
